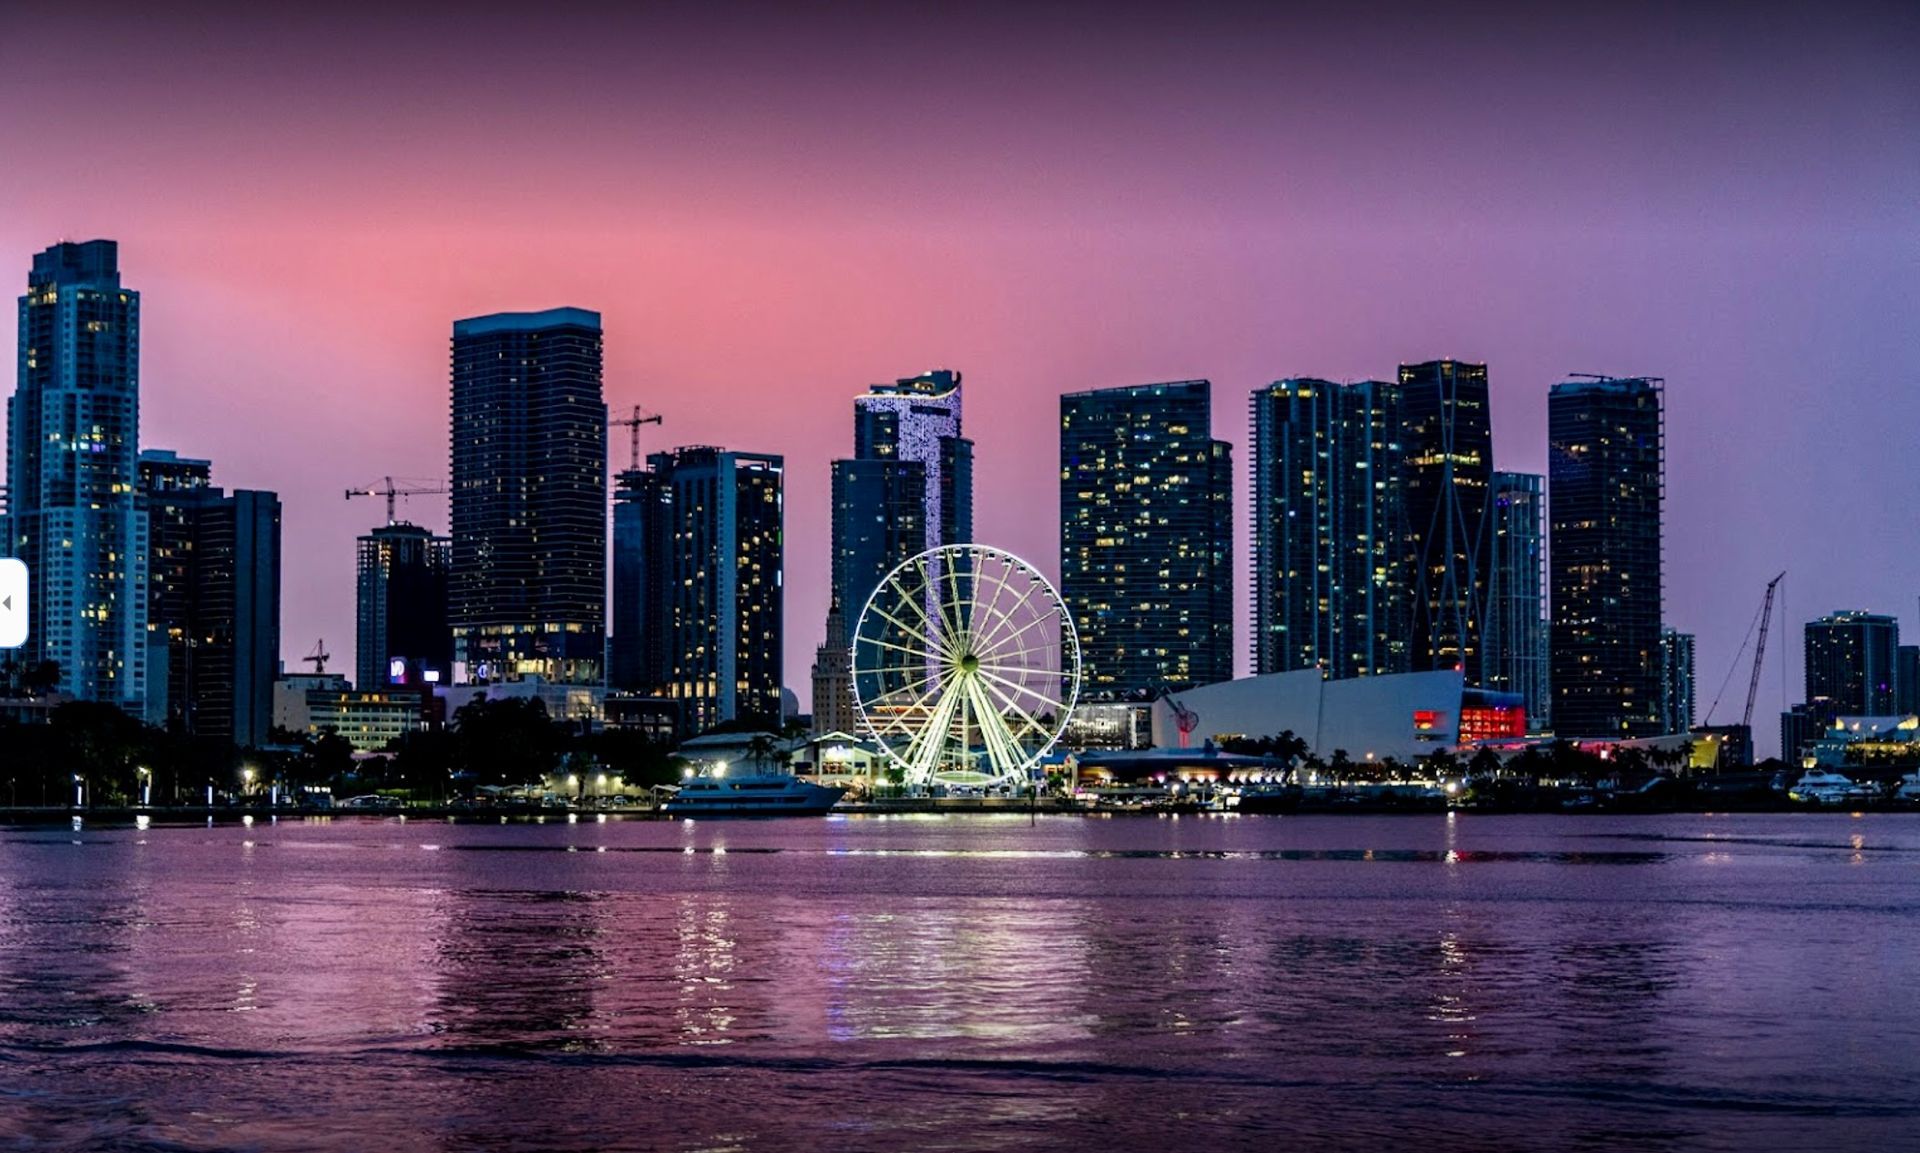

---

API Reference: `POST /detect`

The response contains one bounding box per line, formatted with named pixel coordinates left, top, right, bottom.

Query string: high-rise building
left=810, top=599, right=855, bottom=737
left=609, top=467, right=669, bottom=693
left=831, top=370, right=972, bottom=620
left=7, top=240, right=147, bottom=710
left=139, top=449, right=213, bottom=725
left=139, top=449, right=281, bottom=746
left=1804, top=611, right=1899, bottom=715
left=188, top=489, right=281, bottom=747
left=356, top=523, right=451, bottom=690
left=1549, top=375, right=1664, bottom=738
left=1897, top=644, right=1919, bottom=716
left=632, top=447, right=784, bottom=732
left=449, top=308, right=606, bottom=685
left=1658, top=627, right=1695, bottom=734
left=1398, top=360, right=1493, bottom=681
left=1781, top=700, right=1838, bottom=764
left=1060, top=380, right=1233, bottom=699
left=1249, top=377, right=1408, bottom=680
left=1484, top=471, right=1548, bottom=728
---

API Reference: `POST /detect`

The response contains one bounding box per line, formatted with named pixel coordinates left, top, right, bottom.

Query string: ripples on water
left=0, top=813, right=1914, bottom=1152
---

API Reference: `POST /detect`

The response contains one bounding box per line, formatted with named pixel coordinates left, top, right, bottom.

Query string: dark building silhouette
left=1249, top=377, right=1409, bottom=680
left=609, top=467, right=668, bottom=693
left=356, top=523, right=451, bottom=689
left=623, top=447, right=783, bottom=731
left=139, top=446, right=281, bottom=746
left=1658, top=626, right=1695, bottom=735
left=448, top=308, right=606, bottom=685
left=1549, top=375, right=1664, bottom=738
left=1898, top=644, right=1919, bottom=716
left=1060, top=380, right=1233, bottom=698
left=1398, top=359, right=1493, bottom=682
left=7, top=240, right=147, bottom=710
left=1804, top=611, right=1898, bottom=716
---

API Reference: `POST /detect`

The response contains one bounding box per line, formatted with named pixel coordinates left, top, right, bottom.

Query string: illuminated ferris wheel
left=851, top=545, right=1080, bottom=789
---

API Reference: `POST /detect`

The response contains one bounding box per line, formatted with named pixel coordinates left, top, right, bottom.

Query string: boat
left=1786, top=769, right=1869, bottom=806
left=1895, top=772, right=1920, bottom=803
left=662, top=769, right=846, bottom=817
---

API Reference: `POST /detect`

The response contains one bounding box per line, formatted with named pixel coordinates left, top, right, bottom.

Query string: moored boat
left=663, top=770, right=846, bottom=817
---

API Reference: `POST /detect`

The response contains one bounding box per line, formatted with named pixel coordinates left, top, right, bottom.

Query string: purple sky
left=3, top=3, right=1916, bottom=753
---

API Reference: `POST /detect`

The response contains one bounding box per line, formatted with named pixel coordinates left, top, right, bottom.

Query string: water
left=0, top=812, right=1915, bottom=1151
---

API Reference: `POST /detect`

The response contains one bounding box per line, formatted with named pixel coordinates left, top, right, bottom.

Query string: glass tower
left=448, top=308, right=606, bottom=685
left=1060, top=380, right=1233, bottom=699
left=7, top=240, right=147, bottom=710
left=1398, top=359, right=1494, bottom=682
left=1485, top=471, right=1549, bottom=728
left=1804, top=611, right=1898, bottom=716
left=1249, top=377, right=1409, bottom=680
left=356, top=523, right=451, bottom=690
left=1549, top=375, right=1665, bottom=738
left=1658, top=626, right=1695, bottom=734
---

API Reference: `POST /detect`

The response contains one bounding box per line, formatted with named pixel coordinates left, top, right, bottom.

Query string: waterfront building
left=449, top=308, right=606, bottom=685
left=1549, top=375, right=1665, bottom=738
left=1691, top=722, right=1752, bottom=769
left=626, top=446, right=784, bottom=732
left=1658, top=627, right=1696, bottom=735
left=829, top=369, right=972, bottom=694
left=1484, top=471, right=1548, bottom=728
left=137, top=450, right=281, bottom=745
left=1249, top=378, right=1409, bottom=681
left=272, top=671, right=349, bottom=734
left=1060, top=380, right=1233, bottom=699
left=1780, top=699, right=1839, bottom=764
left=1899, top=644, right=1919, bottom=717
left=1804, top=610, right=1899, bottom=716
left=6, top=240, right=147, bottom=711
left=139, top=449, right=212, bottom=725
left=305, top=686, right=428, bottom=753
left=810, top=599, right=856, bottom=738
left=355, top=523, right=451, bottom=689
left=1397, top=359, right=1493, bottom=681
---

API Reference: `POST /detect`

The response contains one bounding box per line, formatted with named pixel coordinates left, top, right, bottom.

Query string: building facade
left=810, top=599, right=855, bottom=737
left=1658, top=626, right=1695, bottom=735
left=633, top=447, right=784, bottom=732
left=1249, top=377, right=1409, bottom=680
left=1398, top=360, right=1493, bottom=682
left=609, top=467, right=669, bottom=692
left=6, top=240, right=147, bottom=711
left=139, top=449, right=212, bottom=725
left=1549, top=375, right=1664, bottom=738
left=1804, top=610, right=1899, bottom=716
left=449, top=308, right=606, bottom=685
left=830, top=369, right=972, bottom=629
left=1060, top=381, right=1233, bottom=699
left=356, top=523, right=451, bottom=689
left=1483, top=471, right=1548, bottom=729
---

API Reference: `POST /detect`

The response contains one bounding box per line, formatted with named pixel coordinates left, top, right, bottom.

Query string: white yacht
left=662, top=769, right=846, bottom=817
left=1895, top=772, right=1920, bottom=803
left=1787, top=769, right=1868, bottom=806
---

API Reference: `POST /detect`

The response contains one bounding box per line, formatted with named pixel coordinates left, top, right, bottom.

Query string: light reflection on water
left=0, top=814, right=1915, bottom=1151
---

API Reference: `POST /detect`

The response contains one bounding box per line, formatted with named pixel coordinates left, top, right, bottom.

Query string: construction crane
left=345, top=476, right=447, bottom=525
left=611, top=405, right=664, bottom=471
left=1742, top=572, right=1787, bottom=728
left=302, top=638, right=331, bottom=675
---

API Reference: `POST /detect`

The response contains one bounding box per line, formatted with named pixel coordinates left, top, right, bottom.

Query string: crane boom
left=611, top=405, right=664, bottom=471
left=1742, top=571, right=1786, bottom=728
left=346, top=476, right=447, bottom=525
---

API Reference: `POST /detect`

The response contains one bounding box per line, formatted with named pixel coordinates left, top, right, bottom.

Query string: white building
left=1149, top=668, right=1471, bottom=761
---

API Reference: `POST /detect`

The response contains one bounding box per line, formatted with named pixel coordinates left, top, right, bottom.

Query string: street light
left=242, top=767, right=256, bottom=802
left=136, top=766, right=151, bottom=808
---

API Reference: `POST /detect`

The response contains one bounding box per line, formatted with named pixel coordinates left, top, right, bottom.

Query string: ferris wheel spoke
left=973, top=605, right=1056, bottom=666
left=861, top=634, right=947, bottom=663
left=973, top=669, right=1057, bottom=746
left=865, top=601, right=951, bottom=658
left=968, top=676, right=1030, bottom=782
left=970, top=568, right=1049, bottom=653
left=974, top=664, right=1065, bottom=715
left=968, top=559, right=1024, bottom=644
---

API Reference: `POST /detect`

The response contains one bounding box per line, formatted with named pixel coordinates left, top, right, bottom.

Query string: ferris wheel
left=851, top=544, right=1081, bottom=789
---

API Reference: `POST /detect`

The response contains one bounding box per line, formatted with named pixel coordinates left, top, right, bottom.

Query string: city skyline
left=4, top=4, right=1917, bottom=756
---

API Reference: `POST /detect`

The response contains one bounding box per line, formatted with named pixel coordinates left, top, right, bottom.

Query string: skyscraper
left=1658, top=627, right=1695, bottom=735
left=633, top=447, right=784, bottom=731
left=140, top=449, right=213, bottom=725
left=356, top=523, right=451, bottom=689
left=1060, top=380, right=1233, bottom=698
left=1549, top=375, right=1665, bottom=738
left=609, top=467, right=669, bottom=693
left=1484, top=471, right=1548, bottom=728
left=1804, top=611, right=1899, bottom=715
left=830, top=369, right=972, bottom=618
left=1249, top=377, right=1408, bottom=680
left=448, top=308, right=606, bottom=685
left=1398, top=359, right=1493, bottom=682
left=7, top=241, right=147, bottom=709
left=138, top=447, right=281, bottom=746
